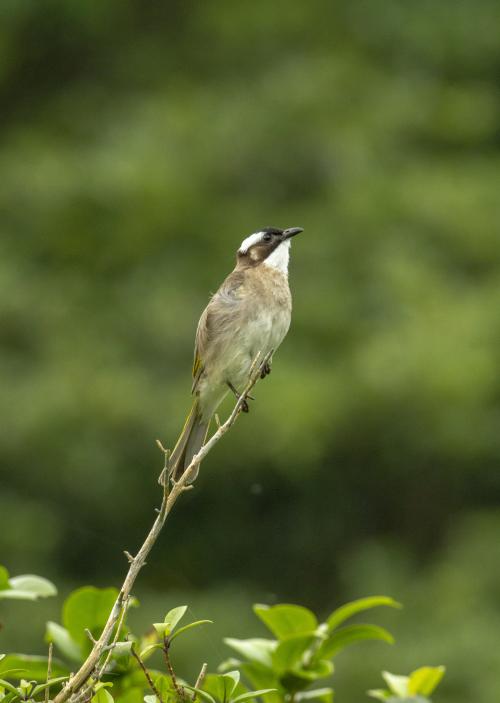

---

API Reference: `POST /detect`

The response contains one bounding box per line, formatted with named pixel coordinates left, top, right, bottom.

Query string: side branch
left=54, top=352, right=270, bottom=703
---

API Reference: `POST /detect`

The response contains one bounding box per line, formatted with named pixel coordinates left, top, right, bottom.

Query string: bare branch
left=95, top=596, right=131, bottom=680
left=45, top=642, right=53, bottom=703
left=162, top=637, right=185, bottom=700
left=192, top=663, right=207, bottom=701
left=54, top=352, right=269, bottom=703
left=131, top=644, right=164, bottom=703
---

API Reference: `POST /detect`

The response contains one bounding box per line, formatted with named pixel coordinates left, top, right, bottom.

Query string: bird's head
left=236, top=226, right=303, bottom=273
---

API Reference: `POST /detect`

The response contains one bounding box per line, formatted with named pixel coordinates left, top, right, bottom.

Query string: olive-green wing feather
left=190, top=270, right=246, bottom=394
left=191, top=305, right=209, bottom=393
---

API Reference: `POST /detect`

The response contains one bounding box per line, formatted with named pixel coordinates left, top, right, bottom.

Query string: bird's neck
left=263, top=240, right=290, bottom=275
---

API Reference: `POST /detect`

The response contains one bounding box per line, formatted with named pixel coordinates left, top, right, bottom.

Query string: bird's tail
left=169, top=399, right=209, bottom=483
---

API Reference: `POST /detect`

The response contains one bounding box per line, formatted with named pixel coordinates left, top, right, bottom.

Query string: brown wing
left=191, top=305, right=209, bottom=393
left=191, top=269, right=246, bottom=394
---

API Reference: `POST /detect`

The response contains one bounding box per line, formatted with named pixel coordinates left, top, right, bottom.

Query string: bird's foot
left=260, top=361, right=271, bottom=379
left=227, top=381, right=253, bottom=412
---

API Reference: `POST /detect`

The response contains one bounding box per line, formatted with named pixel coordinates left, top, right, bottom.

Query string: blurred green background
left=1, top=1, right=500, bottom=701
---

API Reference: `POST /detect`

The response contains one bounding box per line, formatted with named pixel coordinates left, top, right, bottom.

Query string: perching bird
left=169, top=226, right=303, bottom=481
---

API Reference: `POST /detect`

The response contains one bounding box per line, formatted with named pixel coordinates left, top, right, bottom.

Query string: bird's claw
left=260, top=361, right=271, bottom=379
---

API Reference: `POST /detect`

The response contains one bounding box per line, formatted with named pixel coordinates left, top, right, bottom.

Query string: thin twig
left=192, top=663, right=207, bottom=701
left=54, top=351, right=270, bottom=703
left=95, top=596, right=131, bottom=680
left=45, top=642, right=53, bottom=703
left=162, top=638, right=184, bottom=700
left=131, top=645, right=164, bottom=703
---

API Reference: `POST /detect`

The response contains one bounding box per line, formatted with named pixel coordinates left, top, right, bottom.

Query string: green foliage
left=368, top=667, right=445, bottom=702
left=0, top=567, right=56, bottom=602
left=0, top=571, right=420, bottom=703
left=186, top=670, right=275, bottom=703
left=223, top=597, right=399, bottom=701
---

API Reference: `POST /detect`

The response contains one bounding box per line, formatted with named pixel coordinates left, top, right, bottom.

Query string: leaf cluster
left=0, top=566, right=445, bottom=703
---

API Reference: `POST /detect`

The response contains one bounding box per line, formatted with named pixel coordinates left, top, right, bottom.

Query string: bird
left=168, top=225, right=303, bottom=482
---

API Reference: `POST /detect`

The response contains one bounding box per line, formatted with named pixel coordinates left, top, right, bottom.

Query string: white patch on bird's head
left=263, top=239, right=291, bottom=274
left=238, top=231, right=266, bottom=254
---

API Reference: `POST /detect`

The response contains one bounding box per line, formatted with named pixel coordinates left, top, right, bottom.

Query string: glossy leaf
left=0, top=680, right=19, bottom=696
left=139, top=643, right=163, bottom=658
left=63, top=587, right=118, bottom=646
left=0, top=654, right=69, bottom=680
left=163, top=605, right=188, bottom=633
left=8, top=575, right=57, bottom=599
left=382, top=672, right=409, bottom=697
left=254, top=605, right=317, bottom=640
left=239, top=662, right=281, bottom=703
left=224, top=639, right=275, bottom=668
left=408, top=666, right=445, bottom=696
left=152, top=623, right=169, bottom=637
left=0, top=567, right=10, bottom=590
left=295, top=688, right=334, bottom=703
left=169, top=619, right=213, bottom=642
left=272, top=634, right=316, bottom=672
left=316, top=625, right=394, bottom=660
left=232, top=689, right=277, bottom=702
left=367, top=690, right=392, bottom=701
left=292, top=660, right=334, bottom=681
left=92, top=688, right=114, bottom=703
left=32, top=676, right=68, bottom=695
left=326, top=597, right=401, bottom=632
left=46, top=621, right=83, bottom=662
left=183, top=685, right=216, bottom=703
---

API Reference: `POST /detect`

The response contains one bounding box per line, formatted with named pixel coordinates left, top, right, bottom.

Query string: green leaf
left=224, top=639, right=276, bottom=668
left=367, top=690, right=392, bottom=701
left=8, top=575, right=57, bottom=599
left=63, top=587, right=118, bottom=646
left=0, top=679, right=19, bottom=695
left=153, top=674, right=176, bottom=698
left=139, top=643, right=163, bottom=658
left=223, top=671, right=240, bottom=698
left=232, top=689, right=277, bottom=703
left=408, top=666, right=445, bottom=696
left=117, top=687, right=143, bottom=703
left=46, top=622, right=83, bottom=663
left=294, top=660, right=333, bottom=681
left=295, top=688, right=334, bottom=703
left=316, top=625, right=394, bottom=660
left=32, top=676, right=68, bottom=695
left=0, top=654, right=69, bottom=680
left=326, top=597, right=401, bottom=632
left=163, top=605, right=188, bottom=634
left=183, top=685, right=216, bottom=703
left=0, top=567, right=10, bottom=590
left=239, top=667, right=282, bottom=703
left=92, top=688, right=114, bottom=703
left=254, top=605, right=318, bottom=639
left=170, top=620, right=213, bottom=642
left=272, top=635, right=316, bottom=672
left=152, top=623, right=169, bottom=637
left=382, top=672, right=409, bottom=697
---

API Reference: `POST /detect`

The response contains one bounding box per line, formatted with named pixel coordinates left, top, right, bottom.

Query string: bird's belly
left=197, top=305, right=290, bottom=418
left=227, top=307, right=290, bottom=385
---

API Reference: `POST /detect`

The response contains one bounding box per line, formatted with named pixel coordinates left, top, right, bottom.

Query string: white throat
left=263, top=240, right=290, bottom=274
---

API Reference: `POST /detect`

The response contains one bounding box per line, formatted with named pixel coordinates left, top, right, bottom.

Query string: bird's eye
left=263, top=233, right=272, bottom=242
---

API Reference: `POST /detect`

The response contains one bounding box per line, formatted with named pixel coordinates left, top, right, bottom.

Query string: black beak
left=283, top=227, right=304, bottom=240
